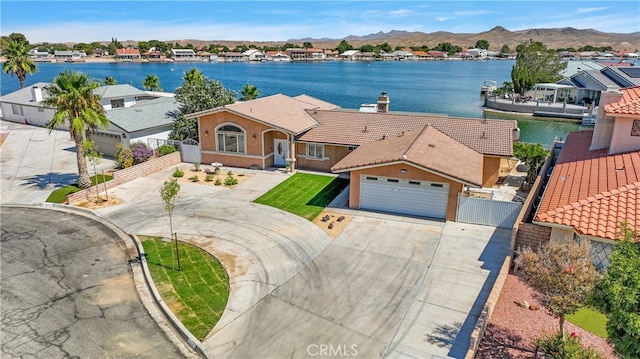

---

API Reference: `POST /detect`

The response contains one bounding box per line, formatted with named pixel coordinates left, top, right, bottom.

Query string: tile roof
left=604, top=86, right=640, bottom=116
left=332, top=125, right=483, bottom=186
left=301, top=110, right=516, bottom=157
left=535, top=130, right=640, bottom=240
left=187, top=94, right=337, bottom=134
left=116, top=49, right=140, bottom=55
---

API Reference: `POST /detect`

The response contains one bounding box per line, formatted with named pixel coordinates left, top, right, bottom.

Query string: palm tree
left=142, top=74, right=162, bottom=91
left=103, top=76, right=117, bottom=85
left=182, top=68, right=204, bottom=84
left=43, top=70, right=109, bottom=189
left=2, top=39, right=37, bottom=89
left=240, top=84, right=260, bottom=101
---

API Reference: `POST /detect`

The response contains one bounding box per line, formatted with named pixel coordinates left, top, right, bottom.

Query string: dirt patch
left=95, top=274, right=138, bottom=306
left=173, top=167, right=252, bottom=188
left=74, top=196, right=124, bottom=209
left=499, top=158, right=519, bottom=177
left=312, top=211, right=353, bottom=239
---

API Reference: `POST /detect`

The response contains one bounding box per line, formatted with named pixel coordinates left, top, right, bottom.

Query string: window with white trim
left=12, top=104, right=23, bottom=116
left=306, top=143, right=324, bottom=159
left=111, top=99, right=124, bottom=108
left=216, top=124, right=245, bottom=153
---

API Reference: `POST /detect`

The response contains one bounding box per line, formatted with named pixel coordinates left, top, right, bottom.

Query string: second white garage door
left=360, top=175, right=449, bottom=219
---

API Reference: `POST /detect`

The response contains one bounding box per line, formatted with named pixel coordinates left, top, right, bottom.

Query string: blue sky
left=1, top=1, right=638, bottom=43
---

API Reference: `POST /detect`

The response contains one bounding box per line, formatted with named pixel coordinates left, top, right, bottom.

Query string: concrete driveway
left=95, top=166, right=511, bottom=359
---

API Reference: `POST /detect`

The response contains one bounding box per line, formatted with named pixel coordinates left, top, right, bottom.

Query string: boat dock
left=484, top=95, right=590, bottom=122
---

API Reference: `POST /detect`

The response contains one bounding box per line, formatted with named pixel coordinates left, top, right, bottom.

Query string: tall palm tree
left=142, top=74, right=162, bottom=91
left=43, top=71, right=109, bottom=189
left=240, top=84, right=260, bottom=101
left=182, top=68, right=204, bottom=84
left=2, top=39, right=37, bottom=89
left=103, top=76, right=117, bottom=85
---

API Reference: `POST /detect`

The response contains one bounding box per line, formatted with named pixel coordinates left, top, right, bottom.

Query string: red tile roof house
left=533, top=86, right=640, bottom=267
left=115, top=48, right=142, bottom=61
left=188, top=93, right=518, bottom=221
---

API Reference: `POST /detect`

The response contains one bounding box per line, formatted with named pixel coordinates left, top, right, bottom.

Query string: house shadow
left=24, top=172, right=77, bottom=189
left=306, top=177, right=350, bottom=207
left=474, top=323, right=534, bottom=358
left=438, top=227, right=514, bottom=358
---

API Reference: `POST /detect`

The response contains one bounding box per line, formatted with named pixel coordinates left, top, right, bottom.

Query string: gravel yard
left=476, top=273, right=617, bottom=359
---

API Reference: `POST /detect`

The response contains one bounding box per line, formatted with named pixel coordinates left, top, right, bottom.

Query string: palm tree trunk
left=74, top=132, right=92, bottom=189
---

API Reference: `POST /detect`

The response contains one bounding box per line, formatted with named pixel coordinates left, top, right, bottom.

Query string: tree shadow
left=475, top=323, right=535, bottom=358
left=23, top=172, right=77, bottom=189
left=425, top=322, right=463, bottom=348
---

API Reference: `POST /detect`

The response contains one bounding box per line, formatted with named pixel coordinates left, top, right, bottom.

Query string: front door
left=274, top=139, right=288, bottom=166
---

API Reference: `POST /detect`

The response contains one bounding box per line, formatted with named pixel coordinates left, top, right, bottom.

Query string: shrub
left=188, top=175, right=199, bottom=182
left=536, top=331, right=603, bottom=359
left=115, top=143, right=133, bottom=168
left=205, top=174, right=214, bottom=182
left=224, top=171, right=238, bottom=186
left=193, top=163, right=201, bottom=172
left=172, top=168, right=184, bottom=178
left=131, top=143, right=154, bottom=165
left=158, top=144, right=177, bottom=157
left=215, top=178, right=222, bottom=186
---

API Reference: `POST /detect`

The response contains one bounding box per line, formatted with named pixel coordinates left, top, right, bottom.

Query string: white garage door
left=91, top=132, right=122, bottom=157
left=360, top=175, right=449, bottom=219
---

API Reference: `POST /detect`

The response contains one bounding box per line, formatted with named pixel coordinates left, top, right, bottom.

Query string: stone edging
left=8, top=203, right=208, bottom=359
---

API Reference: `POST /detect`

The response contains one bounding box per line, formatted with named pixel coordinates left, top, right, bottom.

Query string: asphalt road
left=0, top=206, right=184, bottom=358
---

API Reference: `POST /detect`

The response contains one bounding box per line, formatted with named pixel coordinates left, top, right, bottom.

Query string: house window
left=111, top=99, right=124, bottom=108
left=216, top=124, right=245, bottom=153
left=307, top=143, right=324, bottom=159
left=11, top=104, right=23, bottom=116
left=631, top=120, right=640, bottom=137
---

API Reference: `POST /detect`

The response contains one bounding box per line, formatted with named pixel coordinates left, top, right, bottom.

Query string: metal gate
left=180, top=138, right=200, bottom=164
left=456, top=194, right=522, bottom=228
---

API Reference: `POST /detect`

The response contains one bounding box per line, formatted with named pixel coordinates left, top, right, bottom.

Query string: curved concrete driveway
left=0, top=206, right=184, bottom=358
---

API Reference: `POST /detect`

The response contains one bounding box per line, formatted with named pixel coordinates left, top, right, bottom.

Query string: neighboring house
left=243, top=49, right=265, bottom=61
left=340, top=50, right=361, bottom=60
left=556, top=63, right=640, bottom=105
left=0, top=84, right=179, bottom=157
left=144, top=48, right=167, bottom=62
left=534, top=87, right=640, bottom=267
left=93, top=48, right=109, bottom=57
left=466, top=48, right=488, bottom=59
left=115, top=48, right=142, bottom=62
left=53, top=50, right=86, bottom=62
left=265, top=51, right=291, bottom=62
left=217, top=52, right=246, bottom=62
left=189, top=93, right=517, bottom=221
left=93, top=96, right=178, bottom=156
left=427, top=51, right=447, bottom=60
left=28, top=49, right=51, bottom=62
left=170, top=48, right=196, bottom=61
left=306, top=48, right=325, bottom=60
left=285, top=48, right=308, bottom=60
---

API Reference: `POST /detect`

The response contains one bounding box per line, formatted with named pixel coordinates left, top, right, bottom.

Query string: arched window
left=216, top=124, right=246, bottom=153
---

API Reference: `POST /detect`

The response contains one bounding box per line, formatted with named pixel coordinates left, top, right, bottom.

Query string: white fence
left=456, top=194, right=522, bottom=228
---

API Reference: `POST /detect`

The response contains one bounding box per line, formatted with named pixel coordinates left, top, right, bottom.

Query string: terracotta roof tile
left=604, top=86, right=640, bottom=116
left=535, top=130, right=640, bottom=240
left=301, top=110, right=516, bottom=157
left=331, top=125, right=484, bottom=186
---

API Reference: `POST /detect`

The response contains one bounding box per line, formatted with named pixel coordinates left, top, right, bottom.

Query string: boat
left=480, top=80, right=498, bottom=94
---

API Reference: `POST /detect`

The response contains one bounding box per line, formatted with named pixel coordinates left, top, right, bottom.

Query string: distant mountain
left=111, top=27, right=639, bottom=52
left=288, top=27, right=640, bottom=51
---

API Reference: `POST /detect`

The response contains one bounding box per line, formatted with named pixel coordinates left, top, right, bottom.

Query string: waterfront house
left=265, top=51, right=291, bottom=62
left=28, top=49, right=51, bottom=62
left=143, top=48, right=167, bottom=62
left=217, top=52, right=246, bottom=62
left=189, top=93, right=518, bottom=221
left=426, top=51, right=447, bottom=60
left=0, top=84, right=178, bottom=156
left=116, top=48, right=141, bottom=62
left=53, top=50, right=86, bottom=62
left=170, top=48, right=197, bottom=61
left=243, top=49, right=265, bottom=61
left=306, top=48, right=326, bottom=60
left=285, top=48, right=308, bottom=61
left=533, top=87, right=640, bottom=267
left=340, top=50, right=361, bottom=60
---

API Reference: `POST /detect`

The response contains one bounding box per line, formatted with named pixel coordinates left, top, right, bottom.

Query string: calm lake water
left=0, top=60, right=587, bottom=145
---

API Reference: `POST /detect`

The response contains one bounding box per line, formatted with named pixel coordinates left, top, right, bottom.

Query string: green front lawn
left=45, top=174, right=113, bottom=203
left=141, top=236, right=229, bottom=340
left=254, top=173, right=349, bottom=220
left=567, top=307, right=608, bottom=338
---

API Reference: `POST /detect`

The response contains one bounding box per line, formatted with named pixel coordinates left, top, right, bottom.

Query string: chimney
left=590, top=88, right=623, bottom=151
left=31, top=86, right=43, bottom=103
left=377, top=92, right=389, bottom=113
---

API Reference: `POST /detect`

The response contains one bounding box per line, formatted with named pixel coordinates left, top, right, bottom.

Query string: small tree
left=515, top=239, right=600, bottom=339
left=591, top=223, right=640, bottom=358
left=160, top=179, right=181, bottom=271
left=240, top=84, right=260, bottom=101
left=83, top=139, right=103, bottom=200
left=513, top=142, right=549, bottom=184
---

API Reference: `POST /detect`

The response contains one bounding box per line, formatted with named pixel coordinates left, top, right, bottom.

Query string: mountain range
left=155, top=27, right=639, bottom=52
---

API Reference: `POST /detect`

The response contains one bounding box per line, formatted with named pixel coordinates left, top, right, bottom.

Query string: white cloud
left=436, top=16, right=453, bottom=22
left=575, top=7, right=608, bottom=14
left=453, top=10, right=491, bottom=17
left=389, top=9, right=412, bottom=17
